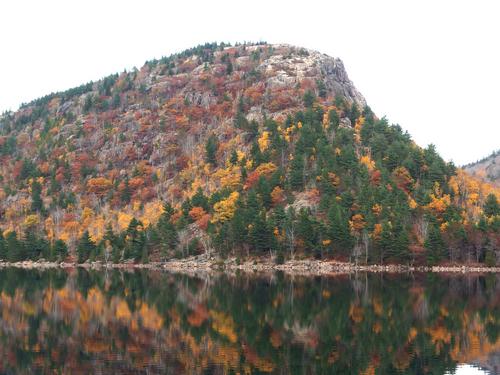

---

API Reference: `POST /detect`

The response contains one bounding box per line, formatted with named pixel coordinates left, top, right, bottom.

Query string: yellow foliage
left=117, top=212, right=134, bottom=232
left=258, top=131, right=270, bottom=152
left=45, top=217, right=55, bottom=242
left=349, top=214, right=366, bottom=233
left=372, top=204, right=382, bottom=216
left=255, top=162, right=277, bottom=177
left=87, top=215, right=106, bottom=242
left=214, top=166, right=241, bottom=190
left=408, top=197, right=418, bottom=209
left=212, top=192, right=239, bottom=223
left=426, top=194, right=451, bottom=215
left=24, top=214, right=39, bottom=227
left=360, top=155, right=376, bottom=172
left=140, top=200, right=164, bottom=227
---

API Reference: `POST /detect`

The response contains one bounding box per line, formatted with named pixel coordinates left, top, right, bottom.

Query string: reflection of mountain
left=0, top=269, right=498, bottom=374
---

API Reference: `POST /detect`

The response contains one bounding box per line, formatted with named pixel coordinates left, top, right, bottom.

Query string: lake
left=0, top=268, right=498, bottom=374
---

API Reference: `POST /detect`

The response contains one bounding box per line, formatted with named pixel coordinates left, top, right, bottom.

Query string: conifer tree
left=484, top=194, right=499, bottom=217
left=327, top=202, right=353, bottom=254
left=77, top=231, right=95, bottom=263
left=52, top=239, right=68, bottom=261
left=6, top=232, right=25, bottom=262
left=31, top=180, right=44, bottom=213
left=425, top=221, right=446, bottom=265
left=205, top=135, right=218, bottom=166
left=289, top=153, right=305, bottom=190
left=157, top=203, right=178, bottom=259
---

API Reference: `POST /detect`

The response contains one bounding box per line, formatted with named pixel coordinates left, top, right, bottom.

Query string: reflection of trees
left=0, top=269, right=498, bottom=374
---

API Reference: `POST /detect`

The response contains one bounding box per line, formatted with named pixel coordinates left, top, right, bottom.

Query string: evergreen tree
left=77, top=231, right=95, bottom=263
left=31, top=180, right=44, bottom=213
left=303, top=90, right=315, bottom=108
left=484, top=194, right=499, bottom=217
left=327, top=202, right=353, bottom=254
left=124, top=218, right=146, bottom=261
left=52, top=239, right=68, bottom=261
left=256, top=176, right=272, bottom=209
left=297, top=209, right=318, bottom=254
left=157, top=203, right=178, bottom=259
left=328, top=109, right=340, bottom=131
left=249, top=212, right=271, bottom=253
left=289, top=153, right=305, bottom=190
left=230, top=149, right=238, bottom=165
left=6, top=231, right=25, bottom=262
left=425, top=221, right=446, bottom=265
left=191, top=188, right=210, bottom=211
left=205, top=135, right=218, bottom=166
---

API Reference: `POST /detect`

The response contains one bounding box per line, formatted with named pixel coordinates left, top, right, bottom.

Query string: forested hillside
left=0, top=43, right=498, bottom=265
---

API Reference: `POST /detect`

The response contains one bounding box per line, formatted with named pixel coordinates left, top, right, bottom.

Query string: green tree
left=52, top=239, right=68, bottom=261
left=484, top=194, right=499, bottom=217
left=6, top=231, right=25, bottom=262
left=77, top=231, right=95, bottom=263
left=157, top=203, right=178, bottom=259
left=303, top=90, right=315, bottom=108
left=31, top=180, right=44, bottom=213
left=124, top=218, right=146, bottom=261
left=289, top=153, right=305, bottom=190
left=327, top=202, right=353, bottom=255
left=205, top=135, right=218, bottom=166
left=425, top=221, right=446, bottom=265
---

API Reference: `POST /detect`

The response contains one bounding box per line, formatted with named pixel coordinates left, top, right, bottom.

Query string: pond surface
left=0, top=268, right=498, bottom=374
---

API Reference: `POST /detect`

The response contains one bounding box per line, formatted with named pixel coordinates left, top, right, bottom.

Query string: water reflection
left=0, top=269, right=498, bottom=374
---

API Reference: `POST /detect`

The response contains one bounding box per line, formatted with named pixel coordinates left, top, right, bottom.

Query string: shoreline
left=0, top=257, right=499, bottom=274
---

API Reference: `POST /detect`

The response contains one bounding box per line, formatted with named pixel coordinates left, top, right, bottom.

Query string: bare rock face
left=464, top=151, right=500, bottom=187
left=256, top=44, right=366, bottom=108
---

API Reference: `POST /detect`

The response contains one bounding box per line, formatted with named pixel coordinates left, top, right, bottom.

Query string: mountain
left=0, top=42, right=498, bottom=265
left=464, top=150, right=500, bottom=187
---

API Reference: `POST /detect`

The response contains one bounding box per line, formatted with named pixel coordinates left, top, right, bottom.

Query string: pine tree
left=205, top=135, right=218, bottom=166
left=31, top=180, right=44, bottom=213
left=297, top=209, right=318, bottom=254
left=124, top=218, right=145, bottom=261
left=289, top=153, right=305, bottom=191
left=77, top=231, right=95, bottom=263
left=249, top=212, right=271, bottom=253
left=425, top=221, right=446, bottom=265
left=6, top=231, right=25, bottom=262
left=52, top=239, right=68, bottom=261
left=327, top=202, right=353, bottom=254
left=484, top=194, right=500, bottom=217
left=303, top=90, right=315, bottom=108
left=157, top=203, right=178, bottom=259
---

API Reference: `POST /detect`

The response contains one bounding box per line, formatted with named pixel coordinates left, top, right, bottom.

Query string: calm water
left=0, top=269, right=498, bottom=374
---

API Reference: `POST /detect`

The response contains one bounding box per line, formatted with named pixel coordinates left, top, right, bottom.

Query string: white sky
left=1, top=0, right=499, bottom=165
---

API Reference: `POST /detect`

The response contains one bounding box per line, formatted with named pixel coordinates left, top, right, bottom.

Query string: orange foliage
left=87, top=177, right=113, bottom=197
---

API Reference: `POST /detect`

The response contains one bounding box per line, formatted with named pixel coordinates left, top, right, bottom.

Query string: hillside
left=0, top=42, right=498, bottom=265
left=464, top=150, right=500, bottom=187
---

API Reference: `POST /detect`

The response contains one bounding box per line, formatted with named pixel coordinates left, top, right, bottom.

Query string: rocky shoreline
left=0, top=257, right=499, bottom=274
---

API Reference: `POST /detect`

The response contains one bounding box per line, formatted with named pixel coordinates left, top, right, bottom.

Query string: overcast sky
left=1, top=0, right=498, bottom=165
